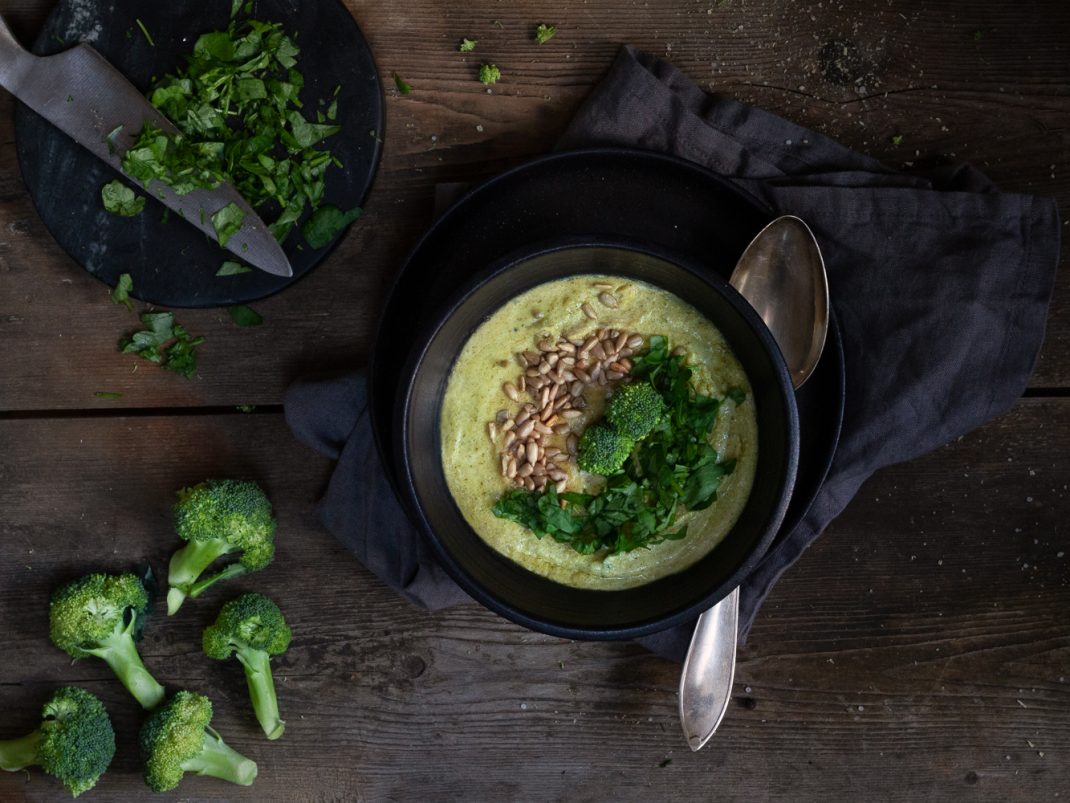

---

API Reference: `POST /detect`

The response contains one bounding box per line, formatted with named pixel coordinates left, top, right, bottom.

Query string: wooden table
left=1, top=1, right=1068, bottom=800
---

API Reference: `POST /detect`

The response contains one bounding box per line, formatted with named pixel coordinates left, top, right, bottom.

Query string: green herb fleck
left=492, top=19, right=504, bottom=29
left=236, top=404, right=256, bottom=413
left=101, top=181, right=145, bottom=217
left=211, top=202, right=245, bottom=247
left=479, top=63, right=501, bottom=85
left=119, top=312, right=204, bottom=378
left=726, top=387, right=746, bottom=405
left=302, top=204, right=361, bottom=248
left=228, top=304, right=263, bottom=327
left=135, top=18, right=155, bottom=47
left=110, top=272, right=135, bottom=310
left=392, top=71, right=413, bottom=94
left=890, top=134, right=904, bottom=146
left=94, top=391, right=124, bottom=400
left=216, top=260, right=253, bottom=276
left=66, top=94, right=73, bottom=103
left=972, top=29, right=984, bottom=42
left=534, top=24, right=557, bottom=44
left=459, top=38, right=477, bottom=53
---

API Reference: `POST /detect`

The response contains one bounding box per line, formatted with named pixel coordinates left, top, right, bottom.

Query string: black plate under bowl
left=397, top=242, right=800, bottom=639
left=15, top=0, right=383, bottom=308
left=371, top=147, right=845, bottom=553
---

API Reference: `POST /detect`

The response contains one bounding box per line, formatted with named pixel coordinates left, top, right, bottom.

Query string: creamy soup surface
left=439, top=275, right=758, bottom=590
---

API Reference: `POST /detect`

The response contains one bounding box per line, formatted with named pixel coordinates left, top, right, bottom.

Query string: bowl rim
left=395, top=237, right=800, bottom=639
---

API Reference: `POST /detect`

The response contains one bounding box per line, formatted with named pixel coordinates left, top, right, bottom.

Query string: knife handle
left=0, top=15, right=36, bottom=93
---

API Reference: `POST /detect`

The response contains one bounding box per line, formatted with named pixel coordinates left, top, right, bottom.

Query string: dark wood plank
left=0, top=399, right=1067, bottom=800
left=0, top=0, right=1066, bottom=413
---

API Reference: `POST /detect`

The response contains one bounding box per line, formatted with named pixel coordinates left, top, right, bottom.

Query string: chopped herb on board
left=302, top=204, right=361, bottom=248
left=459, top=38, right=477, bottom=53
left=479, top=64, right=501, bottom=85
left=392, top=72, right=413, bottom=94
left=101, top=181, right=145, bottom=217
left=216, top=260, right=253, bottom=276
left=227, top=304, right=263, bottom=327
left=135, top=18, right=155, bottom=46
left=110, top=273, right=135, bottom=310
left=211, top=203, right=245, bottom=247
left=534, top=24, right=557, bottom=44
left=119, top=312, right=204, bottom=378
left=117, top=14, right=346, bottom=246
left=492, top=336, right=742, bottom=555
left=94, top=391, right=124, bottom=400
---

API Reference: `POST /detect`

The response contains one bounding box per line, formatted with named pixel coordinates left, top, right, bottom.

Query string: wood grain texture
left=0, top=0, right=1066, bottom=411
left=0, top=401, right=1066, bottom=801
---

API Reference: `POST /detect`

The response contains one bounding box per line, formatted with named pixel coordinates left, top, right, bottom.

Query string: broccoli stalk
left=203, top=593, right=292, bottom=740
left=49, top=573, right=165, bottom=710
left=0, top=687, right=116, bottom=797
left=166, top=479, right=277, bottom=615
left=140, top=690, right=257, bottom=792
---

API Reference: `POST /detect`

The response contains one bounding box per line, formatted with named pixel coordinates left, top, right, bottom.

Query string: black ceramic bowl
left=396, top=240, right=800, bottom=639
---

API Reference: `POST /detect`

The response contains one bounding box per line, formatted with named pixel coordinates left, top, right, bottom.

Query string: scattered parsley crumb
left=459, top=38, right=477, bottom=53
left=94, top=391, right=124, bottom=400
left=102, top=181, right=145, bottom=217
left=890, top=134, right=904, bottom=146
left=135, top=18, right=155, bottom=47
left=110, top=273, right=135, bottom=311
left=228, top=304, right=263, bottom=327
left=216, top=260, right=253, bottom=277
left=236, top=404, right=256, bottom=413
left=392, top=71, right=413, bottom=94
left=479, top=64, right=501, bottom=86
left=119, top=312, right=204, bottom=378
left=534, top=24, right=557, bottom=44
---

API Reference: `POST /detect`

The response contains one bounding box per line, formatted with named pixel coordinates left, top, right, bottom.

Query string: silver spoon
left=678, top=215, right=829, bottom=751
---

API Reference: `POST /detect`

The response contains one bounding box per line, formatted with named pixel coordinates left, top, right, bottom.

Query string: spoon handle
left=678, top=586, right=739, bottom=751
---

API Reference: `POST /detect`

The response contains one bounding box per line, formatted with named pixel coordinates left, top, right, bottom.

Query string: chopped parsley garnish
left=492, top=336, right=742, bottom=555
left=117, top=15, right=346, bottom=246
left=534, top=24, right=557, bottom=44
left=459, top=38, right=477, bottom=53
left=94, top=391, right=124, bottom=400
left=101, top=181, right=145, bottom=217
left=301, top=204, right=361, bottom=248
left=211, top=202, right=245, bottom=247
left=479, top=64, right=501, bottom=85
left=216, top=260, right=253, bottom=276
left=135, top=18, right=155, bottom=47
left=890, top=134, right=904, bottom=146
left=110, top=272, right=135, bottom=310
left=392, top=71, right=413, bottom=94
left=119, top=312, right=205, bottom=378
left=227, top=304, right=263, bottom=327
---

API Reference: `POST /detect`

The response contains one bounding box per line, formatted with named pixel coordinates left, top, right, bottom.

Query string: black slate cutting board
left=15, top=0, right=383, bottom=307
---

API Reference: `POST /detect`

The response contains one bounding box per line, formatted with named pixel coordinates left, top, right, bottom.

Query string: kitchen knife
left=0, top=15, right=293, bottom=278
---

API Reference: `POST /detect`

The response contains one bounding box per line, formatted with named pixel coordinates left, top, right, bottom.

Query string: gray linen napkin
left=284, top=46, right=1059, bottom=660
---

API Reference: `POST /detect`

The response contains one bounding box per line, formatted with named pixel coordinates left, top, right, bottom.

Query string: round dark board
left=15, top=0, right=383, bottom=308
left=370, top=148, right=844, bottom=550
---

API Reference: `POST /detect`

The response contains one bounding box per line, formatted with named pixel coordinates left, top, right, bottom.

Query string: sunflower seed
left=626, top=334, right=644, bottom=349
left=549, top=469, right=567, bottom=482
left=591, top=343, right=607, bottom=361
left=567, top=434, right=578, bottom=455
left=553, top=423, right=571, bottom=435
left=614, top=332, right=628, bottom=352
left=573, top=368, right=590, bottom=383
left=515, top=410, right=530, bottom=425
left=609, top=362, right=628, bottom=374
left=504, top=432, right=516, bottom=448
left=553, top=396, right=570, bottom=411
left=519, top=463, right=534, bottom=478
left=561, top=409, right=583, bottom=420
left=517, top=375, right=526, bottom=393
left=526, top=441, right=539, bottom=465
left=487, top=422, right=498, bottom=441
left=538, top=339, right=556, bottom=352
left=516, top=420, right=535, bottom=439
left=523, top=477, right=535, bottom=490
left=552, top=452, right=569, bottom=464
left=591, top=363, right=603, bottom=382
left=500, top=455, right=509, bottom=477
left=599, top=291, right=620, bottom=308
left=606, top=370, right=624, bottom=381
left=534, top=421, right=553, bottom=435
left=581, top=302, right=597, bottom=320
left=558, top=341, right=576, bottom=354
left=503, top=383, right=520, bottom=402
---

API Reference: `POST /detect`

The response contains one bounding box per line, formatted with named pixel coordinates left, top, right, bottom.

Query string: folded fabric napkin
left=285, top=46, right=1059, bottom=661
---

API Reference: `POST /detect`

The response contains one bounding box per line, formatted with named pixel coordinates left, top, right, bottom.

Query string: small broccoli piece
left=606, top=382, right=667, bottom=440
left=0, top=687, right=115, bottom=797
left=577, top=423, right=635, bottom=475
left=203, top=593, right=292, bottom=740
left=479, top=63, right=501, bottom=85
left=49, top=573, right=165, bottom=710
left=140, top=691, right=257, bottom=792
left=166, top=479, right=277, bottom=615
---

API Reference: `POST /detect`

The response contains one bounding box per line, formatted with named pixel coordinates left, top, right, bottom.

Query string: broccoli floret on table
left=140, top=690, right=257, bottom=792
left=203, top=593, right=292, bottom=740
left=167, top=479, right=277, bottom=615
left=606, top=382, right=666, bottom=440
left=49, top=573, right=165, bottom=710
left=577, top=423, right=635, bottom=475
left=0, top=686, right=116, bottom=797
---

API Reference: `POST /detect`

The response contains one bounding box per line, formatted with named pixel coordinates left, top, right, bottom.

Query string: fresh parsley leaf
left=101, top=181, right=145, bottom=217
left=135, top=18, right=155, bottom=47
left=392, top=71, right=413, bottom=94
left=94, top=391, right=123, bottom=400
left=211, top=202, right=245, bottom=247
left=302, top=204, right=361, bottom=248
left=119, top=311, right=204, bottom=378
left=891, top=134, right=904, bottom=146
left=110, top=273, right=135, bottom=310
left=228, top=304, right=263, bottom=326
left=236, top=404, right=256, bottom=413
left=534, top=24, right=557, bottom=44
left=479, top=64, right=501, bottom=85
left=459, top=38, right=477, bottom=53
left=216, top=260, right=253, bottom=276
left=727, top=387, right=746, bottom=405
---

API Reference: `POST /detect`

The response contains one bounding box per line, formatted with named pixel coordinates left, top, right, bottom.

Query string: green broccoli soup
left=439, top=275, right=758, bottom=590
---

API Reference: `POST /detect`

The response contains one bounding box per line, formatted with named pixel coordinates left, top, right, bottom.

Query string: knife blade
left=0, top=16, right=292, bottom=278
